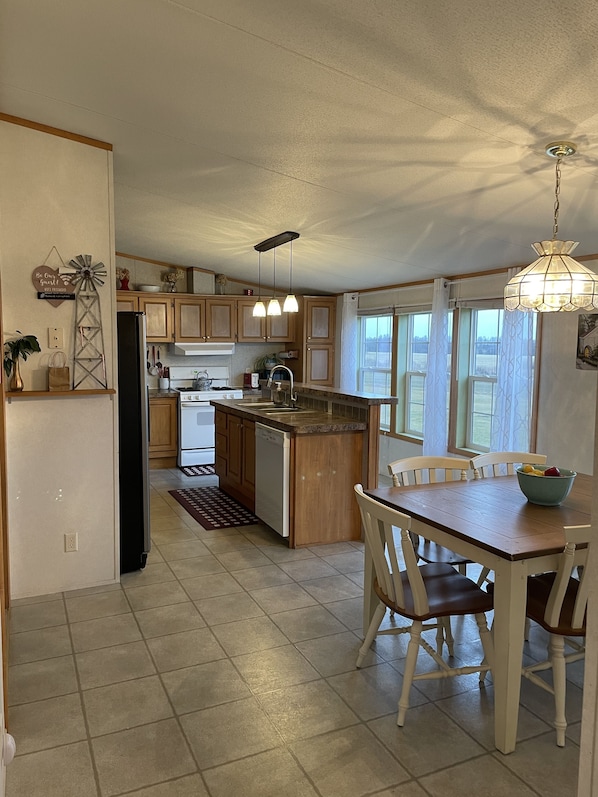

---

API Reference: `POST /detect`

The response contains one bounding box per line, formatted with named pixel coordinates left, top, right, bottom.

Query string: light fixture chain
left=553, top=156, right=562, bottom=239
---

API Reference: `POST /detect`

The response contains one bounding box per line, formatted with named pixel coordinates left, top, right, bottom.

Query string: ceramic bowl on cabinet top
left=138, top=284, right=160, bottom=292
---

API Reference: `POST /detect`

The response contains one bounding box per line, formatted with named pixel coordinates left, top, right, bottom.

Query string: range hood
left=173, top=342, right=235, bottom=356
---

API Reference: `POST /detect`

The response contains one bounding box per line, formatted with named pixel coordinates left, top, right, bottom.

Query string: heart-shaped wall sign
left=31, top=266, right=75, bottom=307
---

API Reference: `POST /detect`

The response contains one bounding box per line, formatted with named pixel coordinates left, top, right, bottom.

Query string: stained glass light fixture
left=504, top=142, right=598, bottom=313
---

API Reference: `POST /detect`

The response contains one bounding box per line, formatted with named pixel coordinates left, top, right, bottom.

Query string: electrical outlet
left=49, top=327, right=64, bottom=349
left=64, top=532, right=78, bottom=552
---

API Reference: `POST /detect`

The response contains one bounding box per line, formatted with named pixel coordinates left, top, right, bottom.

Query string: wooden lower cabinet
left=149, top=396, right=178, bottom=468
left=290, top=431, right=362, bottom=546
left=215, top=406, right=362, bottom=546
left=215, top=409, right=255, bottom=511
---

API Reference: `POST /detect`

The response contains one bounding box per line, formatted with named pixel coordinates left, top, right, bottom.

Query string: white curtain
left=423, top=278, right=450, bottom=456
left=340, top=292, right=359, bottom=391
left=491, top=269, right=535, bottom=452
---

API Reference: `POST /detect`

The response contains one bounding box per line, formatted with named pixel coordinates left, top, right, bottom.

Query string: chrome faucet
left=267, top=365, right=297, bottom=407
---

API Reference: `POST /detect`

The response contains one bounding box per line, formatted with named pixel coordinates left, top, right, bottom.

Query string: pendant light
left=504, top=142, right=598, bottom=312
left=267, top=249, right=281, bottom=316
left=252, top=251, right=266, bottom=317
left=283, top=238, right=299, bottom=313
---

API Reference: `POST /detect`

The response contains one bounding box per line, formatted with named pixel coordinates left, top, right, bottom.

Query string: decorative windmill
left=68, top=254, right=108, bottom=389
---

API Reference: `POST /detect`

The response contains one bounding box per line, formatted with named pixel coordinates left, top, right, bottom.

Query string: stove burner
left=175, top=385, right=232, bottom=393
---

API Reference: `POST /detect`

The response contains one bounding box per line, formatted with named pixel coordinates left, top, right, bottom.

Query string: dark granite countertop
left=148, top=388, right=179, bottom=399
left=210, top=397, right=367, bottom=435
left=293, top=384, right=398, bottom=405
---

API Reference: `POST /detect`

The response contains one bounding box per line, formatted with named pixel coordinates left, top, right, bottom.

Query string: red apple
left=544, top=466, right=561, bottom=477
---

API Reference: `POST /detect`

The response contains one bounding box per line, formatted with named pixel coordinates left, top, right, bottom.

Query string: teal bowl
left=516, top=466, right=577, bottom=506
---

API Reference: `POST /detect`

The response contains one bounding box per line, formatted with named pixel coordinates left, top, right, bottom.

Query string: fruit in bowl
left=516, top=465, right=577, bottom=506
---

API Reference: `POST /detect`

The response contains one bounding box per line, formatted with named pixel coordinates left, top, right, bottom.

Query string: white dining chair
left=387, top=455, right=473, bottom=654
left=522, top=524, right=589, bottom=746
left=354, top=484, right=494, bottom=727
left=471, top=451, right=547, bottom=480
left=470, top=452, right=548, bottom=590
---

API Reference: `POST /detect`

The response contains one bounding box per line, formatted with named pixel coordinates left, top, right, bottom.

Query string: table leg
left=492, top=559, right=527, bottom=754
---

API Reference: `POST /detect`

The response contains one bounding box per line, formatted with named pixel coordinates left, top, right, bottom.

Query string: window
left=458, top=308, right=537, bottom=452
left=467, top=309, right=501, bottom=450
left=360, top=303, right=538, bottom=454
left=357, top=315, right=392, bottom=430
left=405, top=313, right=430, bottom=436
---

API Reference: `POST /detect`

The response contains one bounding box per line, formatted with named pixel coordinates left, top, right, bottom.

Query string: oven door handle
left=180, top=401, right=212, bottom=408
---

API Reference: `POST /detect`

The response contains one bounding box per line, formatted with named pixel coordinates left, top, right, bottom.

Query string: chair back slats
left=544, top=524, right=591, bottom=630
left=354, top=484, right=429, bottom=615
left=471, top=451, right=547, bottom=479
left=388, top=456, right=471, bottom=487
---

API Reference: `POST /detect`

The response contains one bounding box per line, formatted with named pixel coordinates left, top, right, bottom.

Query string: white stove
left=169, top=367, right=243, bottom=466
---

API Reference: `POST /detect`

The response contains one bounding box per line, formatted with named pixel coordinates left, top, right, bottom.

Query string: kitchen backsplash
left=145, top=341, right=278, bottom=389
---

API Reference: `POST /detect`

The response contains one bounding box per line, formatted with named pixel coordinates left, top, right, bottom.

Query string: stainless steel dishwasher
left=255, top=423, right=290, bottom=537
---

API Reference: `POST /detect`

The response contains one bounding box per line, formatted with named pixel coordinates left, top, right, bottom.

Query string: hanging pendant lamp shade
left=267, top=249, right=281, bottom=316
left=267, top=297, right=282, bottom=315
left=504, top=239, right=598, bottom=312
left=283, top=294, right=299, bottom=313
left=505, top=142, right=598, bottom=313
left=252, top=252, right=266, bottom=317
left=283, top=239, right=299, bottom=313
left=253, top=299, right=266, bottom=317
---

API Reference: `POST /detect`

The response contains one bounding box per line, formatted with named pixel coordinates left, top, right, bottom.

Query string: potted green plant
left=4, top=332, right=41, bottom=391
left=254, top=353, right=282, bottom=379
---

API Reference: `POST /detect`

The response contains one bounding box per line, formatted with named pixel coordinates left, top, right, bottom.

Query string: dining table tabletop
left=365, top=473, right=591, bottom=754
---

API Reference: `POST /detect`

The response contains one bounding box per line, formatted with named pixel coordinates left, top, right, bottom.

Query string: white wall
left=0, top=120, right=118, bottom=598
left=536, top=313, right=597, bottom=474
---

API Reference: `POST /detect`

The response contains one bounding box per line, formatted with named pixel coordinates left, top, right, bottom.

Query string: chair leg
left=441, top=616, right=455, bottom=657
left=397, top=621, right=422, bottom=727
left=476, top=567, right=491, bottom=587
left=550, top=634, right=568, bottom=747
left=475, top=612, right=494, bottom=684
left=356, top=602, right=386, bottom=668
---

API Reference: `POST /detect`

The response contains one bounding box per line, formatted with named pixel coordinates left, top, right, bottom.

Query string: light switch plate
left=49, top=327, right=63, bottom=349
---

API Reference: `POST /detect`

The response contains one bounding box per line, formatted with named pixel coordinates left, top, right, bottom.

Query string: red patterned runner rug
left=168, top=487, right=258, bottom=529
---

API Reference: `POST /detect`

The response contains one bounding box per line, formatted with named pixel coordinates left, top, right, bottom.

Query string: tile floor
left=6, top=468, right=583, bottom=796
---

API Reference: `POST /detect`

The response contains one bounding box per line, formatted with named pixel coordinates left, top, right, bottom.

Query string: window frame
left=359, top=304, right=539, bottom=455
left=357, top=314, right=394, bottom=432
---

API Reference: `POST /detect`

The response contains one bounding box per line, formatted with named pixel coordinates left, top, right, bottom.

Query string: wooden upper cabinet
left=174, top=297, right=236, bottom=341
left=237, top=299, right=265, bottom=342
left=305, top=298, right=335, bottom=343
left=139, top=296, right=174, bottom=342
left=116, top=291, right=294, bottom=344
left=305, top=344, right=335, bottom=384
left=237, top=298, right=295, bottom=342
left=116, top=295, right=139, bottom=313
left=205, top=298, right=236, bottom=341
left=175, top=297, right=205, bottom=341
left=267, top=311, right=295, bottom=342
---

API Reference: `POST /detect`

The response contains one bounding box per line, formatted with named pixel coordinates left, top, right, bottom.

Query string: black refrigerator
left=117, top=312, right=151, bottom=573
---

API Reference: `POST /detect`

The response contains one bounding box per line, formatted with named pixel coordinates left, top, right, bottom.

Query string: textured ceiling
left=2, top=0, right=598, bottom=293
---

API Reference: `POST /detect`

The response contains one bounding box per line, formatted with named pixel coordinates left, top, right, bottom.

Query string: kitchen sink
left=236, top=401, right=276, bottom=408
left=260, top=406, right=308, bottom=413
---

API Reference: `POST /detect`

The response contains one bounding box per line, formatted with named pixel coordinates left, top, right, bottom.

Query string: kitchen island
left=211, top=386, right=396, bottom=547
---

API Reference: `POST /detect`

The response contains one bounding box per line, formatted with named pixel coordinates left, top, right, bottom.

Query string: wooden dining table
left=365, top=473, right=591, bottom=754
